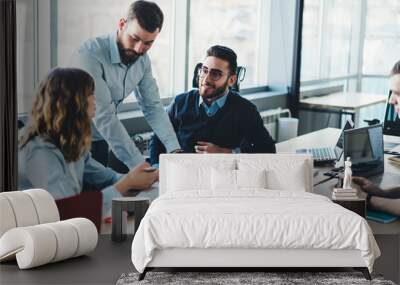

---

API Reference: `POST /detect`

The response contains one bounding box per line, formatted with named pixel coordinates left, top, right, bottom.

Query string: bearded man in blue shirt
left=71, top=1, right=181, bottom=169
left=149, top=45, right=276, bottom=165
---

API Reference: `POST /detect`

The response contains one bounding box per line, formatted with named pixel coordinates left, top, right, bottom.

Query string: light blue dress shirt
left=18, top=136, right=122, bottom=216
left=198, top=90, right=240, bottom=153
left=70, top=31, right=180, bottom=168
left=198, top=90, right=229, bottom=117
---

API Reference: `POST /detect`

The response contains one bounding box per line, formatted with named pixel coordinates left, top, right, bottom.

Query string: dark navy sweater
left=149, top=90, right=276, bottom=164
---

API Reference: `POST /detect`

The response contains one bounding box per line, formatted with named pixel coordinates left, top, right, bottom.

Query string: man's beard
left=117, top=41, right=142, bottom=65
left=200, top=80, right=229, bottom=102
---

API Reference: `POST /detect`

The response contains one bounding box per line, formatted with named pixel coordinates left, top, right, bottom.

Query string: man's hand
left=352, top=176, right=384, bottom=196
left=195, top=141, right=232, bottom=154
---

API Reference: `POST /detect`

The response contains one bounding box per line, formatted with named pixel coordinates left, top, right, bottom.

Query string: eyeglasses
left=198, top=66, right=227, bottom=81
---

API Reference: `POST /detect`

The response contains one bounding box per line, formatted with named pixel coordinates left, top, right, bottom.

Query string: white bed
left=131, top=154, right=380, bottom=280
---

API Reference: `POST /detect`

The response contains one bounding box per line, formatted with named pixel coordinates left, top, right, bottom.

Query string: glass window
left=188, top=0, right=263, bottom=88
left=363, top=0, right=400, bottom=75
left=56, top=0, right=172, bottom=98
left=324, top=0, right=358, bottom=78
left=301, top=0, right=361, bottom=82
left=301, top=0, right=321, bottom=81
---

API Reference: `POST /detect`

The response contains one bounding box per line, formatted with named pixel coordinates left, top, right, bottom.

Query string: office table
left=277, top=127, right=400, bottom=284
left=300, top=92, right=387, bottom=127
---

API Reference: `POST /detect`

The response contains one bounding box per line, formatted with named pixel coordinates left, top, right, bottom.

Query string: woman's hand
left=115, top=162, right=159, bottom=194
left=352, top=176, right=384, bottom=196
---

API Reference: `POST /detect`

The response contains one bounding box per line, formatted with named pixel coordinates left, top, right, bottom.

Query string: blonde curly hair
left=19, top=67, right=95, bottom=162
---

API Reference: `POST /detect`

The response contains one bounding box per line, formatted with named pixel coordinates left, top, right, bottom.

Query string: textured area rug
left=116, top=271, right=395, bottom=285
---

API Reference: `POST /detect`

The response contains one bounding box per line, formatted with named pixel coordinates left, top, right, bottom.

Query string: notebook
left=366, top=210, right=398, bottom=224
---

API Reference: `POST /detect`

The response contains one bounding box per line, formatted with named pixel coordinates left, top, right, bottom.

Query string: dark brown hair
left=127, top=1, right=164, bottom=32
left=391, top=60, right=400, bottom=76
left=19, top=68, right=95, bottom=163
left=206, top=45, right=238, bottom=75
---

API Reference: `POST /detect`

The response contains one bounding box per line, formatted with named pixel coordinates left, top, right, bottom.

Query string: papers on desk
left=384, top=142, right=399, bottom=152
left=387, top=144, right=400, bottom=154
left=388, top=155, right=400, bottom=167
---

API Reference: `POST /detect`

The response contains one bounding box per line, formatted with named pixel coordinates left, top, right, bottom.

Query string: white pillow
left=267, top=167, right=306, bottom=192
left=236, top=169, right=267, bottom=189
left=211, top=169, right=236, bottom=190
left=167, top=160, right=235, bottom=191
left=211, top=169, right=267, bottom=190
left=237, top=158, right=307, bottom=191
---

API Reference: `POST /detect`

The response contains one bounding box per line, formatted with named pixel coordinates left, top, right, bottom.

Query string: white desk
left=300, top=92, right=387, bottom=127
left=277, top=127, right=400, bottom=176
left=276, top=127, right=400, bottom=284
left=277, top=127, right=341, bottom=153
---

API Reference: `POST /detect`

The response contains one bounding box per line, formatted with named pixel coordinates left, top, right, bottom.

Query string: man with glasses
left=149, top=45, right=276, bottom=165
left=71, top=1, right=181, bottom=169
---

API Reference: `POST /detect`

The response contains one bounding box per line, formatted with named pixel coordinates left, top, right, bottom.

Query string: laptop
left=343, top=124, right=384, bottom=177
left=296, top=119, right=354, bottom=164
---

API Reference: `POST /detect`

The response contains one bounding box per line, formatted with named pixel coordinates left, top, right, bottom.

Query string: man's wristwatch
left=171, top=149, right=184, bottom=153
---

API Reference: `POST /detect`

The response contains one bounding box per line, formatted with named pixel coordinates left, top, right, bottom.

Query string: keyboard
left=310, top=147, right=336, bottom=162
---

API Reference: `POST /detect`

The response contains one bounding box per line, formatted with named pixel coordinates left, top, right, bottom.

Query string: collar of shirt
left=109, top=31, right=122, bottom=64
left=198, top=89, right=229, bottom=117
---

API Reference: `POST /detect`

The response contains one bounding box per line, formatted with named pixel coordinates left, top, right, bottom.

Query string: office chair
left=192, top=63, right=246, bottom=92
left=365, top=90, right=397, bottom=127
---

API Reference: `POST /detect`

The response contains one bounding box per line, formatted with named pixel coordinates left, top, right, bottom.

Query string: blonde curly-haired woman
left=18, top=68, right=158, bottom=216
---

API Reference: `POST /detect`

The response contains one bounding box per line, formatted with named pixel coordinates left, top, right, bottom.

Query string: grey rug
left=116, top=271, right=396, bottom=285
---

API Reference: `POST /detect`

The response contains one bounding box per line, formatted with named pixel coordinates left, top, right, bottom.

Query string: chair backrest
left=383, top=90, right=400, bottom=136
left=192, top=63, right=246, bottom=92
left=159, top=153, right=313, bottom=195
left=55, top=191, right=102, bottom=232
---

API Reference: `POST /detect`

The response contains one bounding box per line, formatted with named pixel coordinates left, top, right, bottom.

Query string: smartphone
left=143, top=167, right=157, bottom=173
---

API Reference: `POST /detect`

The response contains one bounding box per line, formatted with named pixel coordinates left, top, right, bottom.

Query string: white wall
left=16, top=0, right=35, bottom=114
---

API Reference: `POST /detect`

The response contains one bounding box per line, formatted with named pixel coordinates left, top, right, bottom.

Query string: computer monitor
left=343, top=124, right=384, bottom=177
left=383, top=91, right=400, bottom=136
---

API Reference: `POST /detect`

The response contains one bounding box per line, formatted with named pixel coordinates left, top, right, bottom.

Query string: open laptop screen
left=333, top=119, right=354, bottom=159
left=343, top=124, right=384, bottom=177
